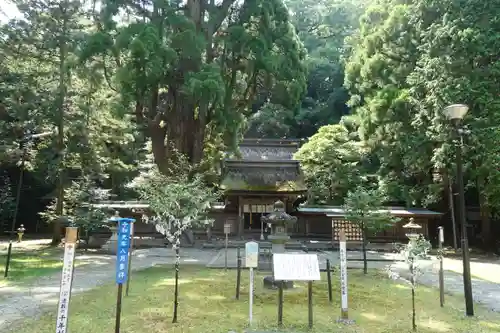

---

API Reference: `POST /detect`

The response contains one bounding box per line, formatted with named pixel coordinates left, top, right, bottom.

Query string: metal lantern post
left=443, top=104, right=474, bottom=316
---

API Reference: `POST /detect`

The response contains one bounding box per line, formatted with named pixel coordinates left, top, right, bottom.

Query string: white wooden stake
left=249, top=267, right=254, bottom=326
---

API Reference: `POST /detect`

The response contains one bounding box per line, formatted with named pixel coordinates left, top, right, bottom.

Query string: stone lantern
left=261, top=200, right=297, bottom=289
left=103, top=211, right=121, bottom=254
left=403, top=218, right=422, bottom=241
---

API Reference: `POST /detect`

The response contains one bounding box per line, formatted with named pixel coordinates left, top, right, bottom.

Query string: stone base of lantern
left=102, top=227, right=118, bottom=254
left=263, top=276, right=294, bottom=290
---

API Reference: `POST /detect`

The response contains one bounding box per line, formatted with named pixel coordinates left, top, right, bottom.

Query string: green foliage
left=246, top=102, right=296, bottom=138
left=4, top=0, right=500, bottom=251
left=81, top=0, right=307, bottom=171
left=0, top=171, right=15, bottom=229
left=343, top=0, right=500, bottom=245
left=1, top=0, right=139, bottom=239
left=40, top=175, right=110, bottom=232
left=343, top=0, right=435, bottom=207
left=295, top=123, right=368, bottom=204
left=388, top=235, right=432, bottom=286
left=131, top=146, right=219, bottom=247
left=69, top=176, right=111, bottom=233
left=246, top=0, right=367, bottom=139
left=387, top=234, right=432, bottom=331
left=343, top=186, right=399, bottom=232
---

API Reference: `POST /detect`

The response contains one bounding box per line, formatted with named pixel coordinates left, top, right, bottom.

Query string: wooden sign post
left=114, top=218, right=133, bottom=333
left=438, top=226, right=445, bottom=307
left=273, top=253, right=321, bottom=328
left=235, top=247, right=241, bottom=300
left=337, top=229, right=354, bottom=324
left=125, top=219, right=136, bottom=296
left=331, top=220, right=335, bottom=247
left=224, top=223, right=231, bottom=270
left=55, top=227, right=78, bottom=333
left=245, top=241, right=259, bottom=326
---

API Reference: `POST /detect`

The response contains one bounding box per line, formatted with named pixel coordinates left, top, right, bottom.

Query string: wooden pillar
left=238, top=197, right=243, bottom=239
left=305, top=218, right=310, bottom=236
left=331, top=219, right=335, bottom=245
left=249, top=204, right=252, bottom=231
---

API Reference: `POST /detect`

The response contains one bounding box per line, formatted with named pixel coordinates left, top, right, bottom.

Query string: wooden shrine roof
left=221, top=160, right=307, bottom=193
left=221, top=138, right=307, bottom=193
left=226, top=138, right=303, bottom=161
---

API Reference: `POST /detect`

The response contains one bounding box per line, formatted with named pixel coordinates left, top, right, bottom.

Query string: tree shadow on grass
left=8, top=266, right=500, bottom=333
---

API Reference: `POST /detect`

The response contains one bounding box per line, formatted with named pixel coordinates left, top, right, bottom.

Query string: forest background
left=1, top=0, right=499, bottom=248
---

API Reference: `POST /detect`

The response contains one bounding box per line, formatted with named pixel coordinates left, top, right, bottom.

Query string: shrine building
left=206, top=138, right=443, bottom=243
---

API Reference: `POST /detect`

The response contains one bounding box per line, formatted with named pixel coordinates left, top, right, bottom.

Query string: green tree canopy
left=81, top=0, right=307, bottom=173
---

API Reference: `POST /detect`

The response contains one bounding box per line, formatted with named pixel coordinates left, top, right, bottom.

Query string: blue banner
left=115, top=218, right=134, bottom=284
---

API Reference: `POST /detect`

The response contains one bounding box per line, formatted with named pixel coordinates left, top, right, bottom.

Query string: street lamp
left=443, top=103, right=474, bottom=316
left=3, top=130, right=54, bottom=278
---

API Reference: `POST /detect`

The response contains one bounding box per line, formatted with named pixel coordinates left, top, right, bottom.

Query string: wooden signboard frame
left=273, top=253, right=321, bottom=329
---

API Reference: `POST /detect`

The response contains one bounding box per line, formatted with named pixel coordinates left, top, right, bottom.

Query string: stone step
left=203, top=241, right=308, bottom=251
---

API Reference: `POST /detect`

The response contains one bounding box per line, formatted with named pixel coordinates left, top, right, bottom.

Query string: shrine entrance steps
left=201, top=239, right=399, bottom=252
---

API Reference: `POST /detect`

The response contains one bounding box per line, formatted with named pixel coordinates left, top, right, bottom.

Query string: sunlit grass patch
left=11, top=266, right=500, bottom=333
left=0, top=246, right=70, bottom=286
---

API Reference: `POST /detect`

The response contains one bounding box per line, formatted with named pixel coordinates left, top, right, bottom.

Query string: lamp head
left=443, top=104, right=469, bottom=121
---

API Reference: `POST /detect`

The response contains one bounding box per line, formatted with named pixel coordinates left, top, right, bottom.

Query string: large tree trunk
left=192, top=108, right=206, bottom=165
left=52, top=2, right=69, bottom=246
left=150, top=122, right=169, bottom=174
left=147, top=0, right=237, bottom=171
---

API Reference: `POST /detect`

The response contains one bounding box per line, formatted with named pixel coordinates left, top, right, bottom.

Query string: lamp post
left=4, top=130, right=54, bottom=278
left=443, top=104, right=474, bottom=316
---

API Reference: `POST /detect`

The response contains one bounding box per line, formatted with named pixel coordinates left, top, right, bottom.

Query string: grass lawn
left=14, top=266, right=500, bottom=333
left=0, top=246, right=64, bottom=286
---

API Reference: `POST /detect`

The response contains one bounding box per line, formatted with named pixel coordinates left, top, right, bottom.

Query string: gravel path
left=390, top=260, right=500, bottom=312
left=319, top=250, right=500, bottom=313
left=209, top=248, right=500, bottom=313
left=0, top=248, right=217, bottom=332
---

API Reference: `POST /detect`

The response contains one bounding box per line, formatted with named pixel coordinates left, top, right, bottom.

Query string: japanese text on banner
left=115, top=220, right=131, bottom=284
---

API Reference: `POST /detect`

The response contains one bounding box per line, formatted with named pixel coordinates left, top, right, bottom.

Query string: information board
left=116, top=219, right=132, bottom=284
left=245, top=241, right=259, bottom=268
left=224, top=223, right=231, bottom=234
left=273, top=253, right=321, bottom=281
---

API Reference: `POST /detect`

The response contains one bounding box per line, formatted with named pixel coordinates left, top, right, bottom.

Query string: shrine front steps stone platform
left=206, top=248, right=402, bottom=270
left=203, top=240, right=307, bottom=250
left=202, top=240, right=400, bottom=252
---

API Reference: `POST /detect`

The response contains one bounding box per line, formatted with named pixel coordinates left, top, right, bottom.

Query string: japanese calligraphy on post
left=116, top=220, right=131, bottom=285
left=55, top=227, right=78, bottom=333
left=338, top=229, right=350, bottom=321
left=339, top=240, right=348, bottom=309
